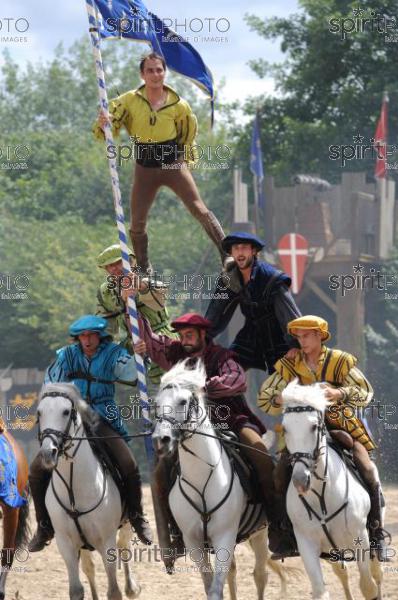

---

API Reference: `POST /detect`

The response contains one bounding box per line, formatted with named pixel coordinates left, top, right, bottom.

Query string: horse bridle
left=37, top=390, right=106, bottom=551
left=284, top=405, right=326, bottom=477
left=285, top=404, right=350, bottom=550
left=157, top=384, right=234, bottom=550
left=37, top=391, right=81, bottom=458
left=155, top=385, right=207, bottom=441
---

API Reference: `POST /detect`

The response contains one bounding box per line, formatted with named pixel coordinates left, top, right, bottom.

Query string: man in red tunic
left=134, top=312, right=295, bottom=555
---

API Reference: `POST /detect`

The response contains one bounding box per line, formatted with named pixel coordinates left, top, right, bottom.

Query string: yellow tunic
left=258, top=346, right=376, bottom=451
left=93, top=84, right=198, bottom=164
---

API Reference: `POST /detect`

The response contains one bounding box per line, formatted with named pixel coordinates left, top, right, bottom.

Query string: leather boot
left=197, top=211, right=228, bottom=264
left=125, top=468, right=153, bottom=545
left=129, top=230, right=152, bottom=274
left=28, top=468, right=54, bottom=552
left=367, top=484, right=391, bottom=562
left=269, top=451, right=299, bottom=560
left=352, top=443, right=391, bottom=561
left=153, top=454, right=183, bottom=573
left=267, top=495, right=299, bottom=560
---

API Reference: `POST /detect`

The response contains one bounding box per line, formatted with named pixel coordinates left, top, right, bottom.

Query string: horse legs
left=99, top=537, right=123, bottom=600
left=0, top=505, right=19, bottom=599
left=295, top=534, right=329, bottom=600
left=184, top=535, right=213, bottom=595
left=248, top=529, right=269, bottom=600
left=80, top=550, right=99, bottom=600
left=330, top=561, right=354, bottom=600
left=117, top=523, right=141, bottom=598
left=226, top=553, right=237, bottom=600
left=357, top=549, right=378, bottom=600
left=369, top=557, right=383, bottom=600
left=56, top=537, right=85, bottom=600
left=207, top=533, right=237, bottom=600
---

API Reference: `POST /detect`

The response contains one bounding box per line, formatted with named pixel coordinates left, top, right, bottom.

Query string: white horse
left=152, top=360, right=293, bottom=600
left=36, top=382, right=141, bottom=600
left=281, top=380, right=383, bottom=600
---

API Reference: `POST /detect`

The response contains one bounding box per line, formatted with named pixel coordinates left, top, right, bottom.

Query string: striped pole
left=85, top=0, right=154, bottom=464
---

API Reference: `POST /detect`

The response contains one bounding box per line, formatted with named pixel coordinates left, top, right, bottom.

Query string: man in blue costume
left=205, top=232, right=301, bottom=372
left=28, top=315, right=152, bottom=551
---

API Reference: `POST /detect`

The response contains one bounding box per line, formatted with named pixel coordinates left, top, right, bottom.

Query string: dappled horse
left=0, top=426, right=30, bottom=599
left=36, top=383, right=141, bottom=600
left=282, top=380, right=383, bottom=600
left=153, top=360, right=290, bottom=600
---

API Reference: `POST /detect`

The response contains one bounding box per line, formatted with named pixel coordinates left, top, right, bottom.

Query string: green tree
left=241, top=0, right=398, bottom=183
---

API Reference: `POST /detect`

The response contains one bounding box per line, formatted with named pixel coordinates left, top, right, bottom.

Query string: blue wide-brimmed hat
left=69, top=315, right=109, bottom=338
left=221, top=231, right=265, bottom=253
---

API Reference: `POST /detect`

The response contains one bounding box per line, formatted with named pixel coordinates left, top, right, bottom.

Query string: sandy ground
left=3, top=485, right=398, bottom=599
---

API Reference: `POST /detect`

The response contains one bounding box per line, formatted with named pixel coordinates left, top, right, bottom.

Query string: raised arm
left=136, top=315, right=176, bottom=372
left=273, top=283, right=301, bottom=347
left=206, top=357, right=247, bottom=399
left=92, top=93, right=133, bottom=141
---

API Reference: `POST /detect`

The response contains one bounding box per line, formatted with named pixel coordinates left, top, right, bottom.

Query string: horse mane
left=281, top=379, right=330, bottom=413
left=159, top=359, right=207, bottom=395
left=39, top=382, right=100, bottom=428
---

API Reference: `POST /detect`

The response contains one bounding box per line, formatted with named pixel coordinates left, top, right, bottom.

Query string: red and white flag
left=277, top=233, right=309, bottom=294
left=374, top=92, right=389, bottom=179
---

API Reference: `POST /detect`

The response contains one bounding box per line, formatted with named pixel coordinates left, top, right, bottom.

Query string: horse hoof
left=126, top=583, right=141, bottom=598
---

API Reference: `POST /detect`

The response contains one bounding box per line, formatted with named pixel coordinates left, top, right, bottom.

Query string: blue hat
left=221, top=232, right=265, bottom=253
left=69, top=315, right=109, bottom=338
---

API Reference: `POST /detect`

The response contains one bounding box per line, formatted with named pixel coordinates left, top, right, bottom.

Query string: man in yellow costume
left=258, top=315, right=390, bottom=560
left=93, top=52, right=227, bottom=273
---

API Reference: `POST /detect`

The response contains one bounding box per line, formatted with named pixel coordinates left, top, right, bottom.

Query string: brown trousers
left=131, top=161, right=209, bottom=229
left=238, top=427, right=276, bottom=505
left=130, top=161, right=224, bottom=269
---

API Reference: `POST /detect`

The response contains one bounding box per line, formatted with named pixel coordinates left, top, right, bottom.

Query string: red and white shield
left=277, top=233, right=309, bottom=294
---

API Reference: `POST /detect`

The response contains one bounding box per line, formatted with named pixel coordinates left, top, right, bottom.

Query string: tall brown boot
left=153, top=455, right=184, bottom=574
left=129, top=230, right=152, bottom=274
left=125, top=467, right=153, bottom=545
left=28, top=457, right=54, bottom=552
left=197, top=211, right=231, bottom=265
left=352, top=442, right=391, bottom=561
left=269, top=450, right=299, bottom=560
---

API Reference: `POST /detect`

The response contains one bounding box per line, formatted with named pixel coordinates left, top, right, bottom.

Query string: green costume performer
left=95, top=244, right=178, bottom=384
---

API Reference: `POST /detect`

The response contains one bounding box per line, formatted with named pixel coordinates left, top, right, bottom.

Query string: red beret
left=171, top=313, right=212, bottom=331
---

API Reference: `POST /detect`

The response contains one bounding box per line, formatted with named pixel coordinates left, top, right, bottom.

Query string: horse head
left=152, top=359, right=207, bottom=457
left=281, top=380, right=329, bottom=494
left=37, top=383, right=98, bottom=469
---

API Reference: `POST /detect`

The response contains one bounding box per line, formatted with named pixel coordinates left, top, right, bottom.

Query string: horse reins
left=38, top=391, right=108, bottom=550
left=285, top=405, right=349, bottom=550
left=156, top=387, right=237, bottom=549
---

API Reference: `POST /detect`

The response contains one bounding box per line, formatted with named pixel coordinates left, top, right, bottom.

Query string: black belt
left=135, top=139, right=180, bottom=168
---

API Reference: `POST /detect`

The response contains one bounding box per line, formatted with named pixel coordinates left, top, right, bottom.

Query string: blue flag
left=250, top=113, right=265, bottom=209
left=93, top=0, right=214, bottom=102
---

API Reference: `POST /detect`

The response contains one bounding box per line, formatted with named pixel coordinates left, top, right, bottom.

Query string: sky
left=0, top=0, right=301, bottom=103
